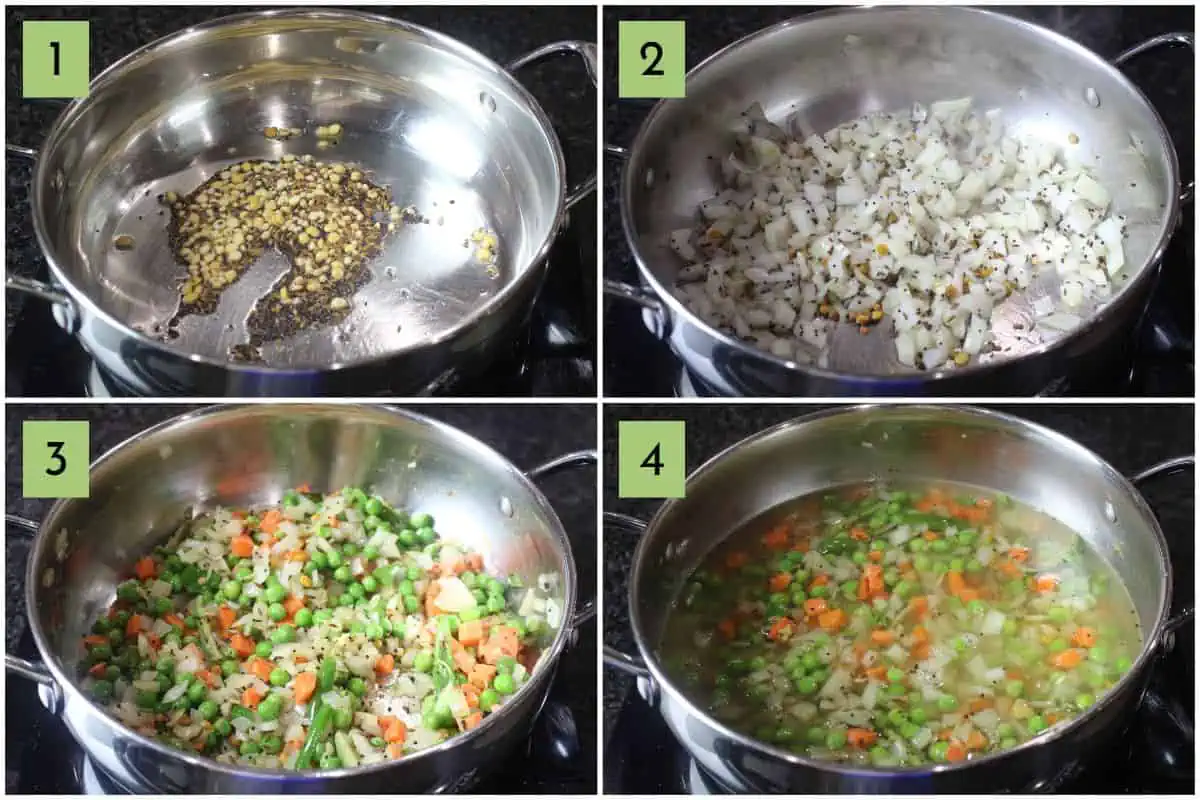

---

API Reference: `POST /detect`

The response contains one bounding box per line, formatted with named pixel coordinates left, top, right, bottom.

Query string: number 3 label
left=22, top=420, right=90, bottom=498
left=618, top=420, right=685, bottom=499
left=618, top=20, right=685, bottom=99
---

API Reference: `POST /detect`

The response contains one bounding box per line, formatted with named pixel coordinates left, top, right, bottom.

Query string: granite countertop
left=6, top=403, right=598, bottom=792
left=601, top=404, right=1195, bottom=743
left=601, top=6, right=1195, bottom=396
left=6, top=5, right=597, bottom=337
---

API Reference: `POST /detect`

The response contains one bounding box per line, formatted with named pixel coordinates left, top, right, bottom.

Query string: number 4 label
left=23, top=420, right=90, bottom=498
left=618, top=20, right=685, bottom=99
left=618, top=420, right=685, bottom=499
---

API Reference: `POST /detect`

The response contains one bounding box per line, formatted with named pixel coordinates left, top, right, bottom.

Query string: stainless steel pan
left=8, top=9, right=596, bottom=396
left=604, top=405, right=1192, bottom=791
left=606, top=7, right=1191, bottom=396
left=6, top=404, right=596, bottom=792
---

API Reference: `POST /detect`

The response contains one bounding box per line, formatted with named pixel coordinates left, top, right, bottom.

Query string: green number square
left=618, top=20, right=685, bottom=99
left=23, top=421, right=90, bottom=498
left=618, top=420, right=685, bottom=499
left=22, top=21, right=90, bottom=99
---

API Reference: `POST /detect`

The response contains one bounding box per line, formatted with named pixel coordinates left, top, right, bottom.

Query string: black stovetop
left=602, top=5, right=1194, bottom=398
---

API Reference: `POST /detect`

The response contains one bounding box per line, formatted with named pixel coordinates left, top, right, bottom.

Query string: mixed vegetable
left=79, top=486, right=559, bottom=769
left=661, top=483, right=1141, bottom=766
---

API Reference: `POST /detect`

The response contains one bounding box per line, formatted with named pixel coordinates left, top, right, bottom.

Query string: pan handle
left=1111, top=32, right=1194, bottom=205
left=601, top=511, right=652, bottom=680
left=5, top=144, right=77, bottom=312
left=507, top=41, right=598, bottom=211
left=5, top=513, right=65, bottom=714
left=525, top=449, right=598, bottom=630
left=1130, top=455, right=1194, bottom=649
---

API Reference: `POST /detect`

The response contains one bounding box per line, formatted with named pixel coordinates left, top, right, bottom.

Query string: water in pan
left=657, top=481, right=1141, bottom=768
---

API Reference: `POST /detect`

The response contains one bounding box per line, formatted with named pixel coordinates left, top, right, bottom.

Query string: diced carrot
left=230, top=634, right=254, bottom=657
left=1045, top=712, right=1060, bottom=725
left=866, top=666, right=888, bottom=681
left=164, top=613, right=186, bottom=629
left=792, top=539, right=811, bottom=553
left=849, top=527, right=868, bottom=541
left=195, top=668, right=215, bottom=687
left=83, top=634, right=108, bottom=647
left=1034, top=574, right=1060, bottom=593
left=491, top=626, right=521, bottom=658
left=762, top=524, right=791, bottom=551
left=294, top=656, right=309, bottom=664
left=259, top=509, right=283, bottom=535
left=863, top=564, right=884, bottom=594
left=767, top=618, right=795, bottom=641
left=387, top=742, right=405, bottom=758
left=450, top=641, right=476, bottom=675
left=945, top=743, right=967, bottom=762
left=463, top=553, right=484, bottom=572
left=957, top=588, right=981, bottom=603
left=975, top=498, right=994, bottom=510
left=1008, top=546, right=1030, bottom=562
left=469, top=663, right=497, bottom=691
left=809, top=574, right=830, bottom=588
left=1071, top=627, right=1097, bottom=648
left=384, top=717, right=408, bottom=743
left=125, top=614, right=144, bottom=638
left=908, top=596, right=929, bottom=620
left=88, top=662, right=108, bottom=677
left=912, top=642, right=932, bottom=661
left=946, top=570, right=967, bottom=598
left=911, top=626, right=930, bottom=643
left=725, top=551, right=749, bottom=570
left=969, top=697, right=993, bottom=713
left=295, top=483, right=311, bottom=493
left=717, top=618, right=737, bottom=639
left=817, top=609, right=848, bottom=632
left=966, top=729, right=988, bottom=750
left=424, top=581, right=443, bottom=617
left=146, top=633, right=162, bottom=651
left=923, top=530, right=939, bottom=541
left=997, top=560, right=1023, bottom=578
left=868, top=550, right=884, bottom=562
left=375, top=654, right=396, bottom=675
left=249, top=659, right=274, bottom=682
left=293, top=671, right=317, bottom=704
left=464, top=712, right=484, bottom=731
left=870, top=629, right=894, bottom=646
left=768, top=572, right=792, bottom=593
left=1005, top=668, right=1024, bottom=680
left=804, top=598, right=828, bottom=617
left=230, top=536, right=254, bottom=558
left=1050, top=649, right=1083, bottom=669
left=284, top=594, right=305, bottom=617
left=458, top=619, right=486, bottom=647
left=938, top=728, right=954, bottom=740
left=285, top=550, right=308, bottom=562
left=242, top=688, right=262, bottom=709
left=134, top=557, right=158, bottom=580
left=194, top=739, right=207, bottom=752
left=215, top=607, right=236, bottom=631
left=847, top=728, right=877, bottom=748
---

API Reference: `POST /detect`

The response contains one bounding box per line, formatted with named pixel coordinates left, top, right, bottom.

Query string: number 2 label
left=618, top=20, right=685, bottom=99
left=618, top=420, right=685, bottom=499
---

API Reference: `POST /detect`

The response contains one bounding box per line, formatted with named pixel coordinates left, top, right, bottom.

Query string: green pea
left=1114, top=655, right=1132, bottom=674
left=1089, top=646, right=1110, bottom=664
left=417, top=527, right=437, bottom=546
left=493, top=673, right=516, bottom=695
left=1075, top=692, right=1095, bottom=709
left=187, top=682, right=207, bottom=703
left=1048, top=638, right=1068, bottom=653
left=256, top=641, right=273, bottom=658
left=271, top=625, right=296, bottom=645
left=262, top=734, right=283, bottom=754
left=264, top=584, right=287, bottom=603
left=221, top=580, right=242, bottom=600
left=319, top=753, right=342, bottom=769
left=258, top=694, right=283, bottom=721
left=409, top=512, right=433, bottom=529
left=809, top=585, right=828, bottom=598
left=404, top=595, right=420, bottom=613
left=966, top=599, right=986, bottom=615
left=414, top=652, right=433, bottom=673
left=334, top=566, right=353, bottom=583
left=936, top=694, right=957, bottom=712
left=240, top=740, right=261, bottom=756
left=825, top=729, right=848, bottom=750
left=365, top=623, right=383, bottom=640
left=198, top=699, right=219, bottom=720
left=1027, top=715, right=1048, bottom=734
left=364, top=497, right=383, bottom=516
left=214, top=718, right=232, bottom=736
left=295, top=608, right=314, bottom=628
left=909, top=706, right=927, bottom=725
left=268, top=602, right=287, bottom=622
left=486, top=595, right=506, bottom=614
left=929, top=539, right=950, bottom=553
left=220, top=659, right=238, bottom=677
left=479, top=688, right=499, bottom=711
left=886, top=667, right=904, bottom=683
left=1048, top=606, right=1070, bottom=624
left=929, top=741, right=950, bottom=762
left=92, top=680, right=115, bottom=701
left=270, top=668, right=290, bottom=687
left=326, top=550, right=344, bottom=568
left=1004, top=679, right=1024, bottom=698
left=794, top=676, right=818, bottom=694
left=136, top=689, right=159, bottom=709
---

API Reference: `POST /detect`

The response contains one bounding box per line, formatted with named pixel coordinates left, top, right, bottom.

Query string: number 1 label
left=618, top=420, right=685, bottom=499
left=22, top=20, right=90, bottom=99
left=618, top=20, right=685, bottom=99
left=23, top=420, right=90, bottom=498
